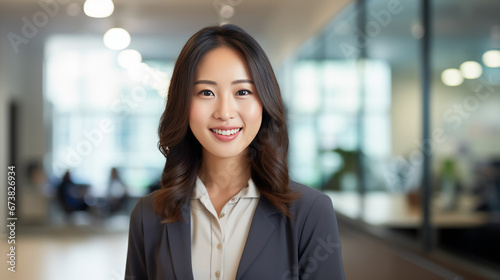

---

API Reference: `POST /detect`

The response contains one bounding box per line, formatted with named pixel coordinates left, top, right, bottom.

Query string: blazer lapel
left=166, top=201, right=194, bottom=280
left=236, top=196, right=279, bottom=279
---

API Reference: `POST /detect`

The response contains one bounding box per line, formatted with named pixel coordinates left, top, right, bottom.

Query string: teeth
left=211, top=128, right=241, bottom=136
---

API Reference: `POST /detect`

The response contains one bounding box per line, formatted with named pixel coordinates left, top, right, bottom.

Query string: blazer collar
left=236, top=195, right=280, bottom=279
left=166, top=195, right=279, bottom=280
left=166, top=201, right=194, bottom=280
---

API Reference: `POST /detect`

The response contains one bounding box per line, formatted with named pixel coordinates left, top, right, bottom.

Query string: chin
left=204, top=145, right=245, bottom=159
left=215, top=150, right=244, bottom=159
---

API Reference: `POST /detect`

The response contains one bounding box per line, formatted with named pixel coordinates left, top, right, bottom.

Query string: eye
left=198, top=90, right=214, bottom=97
left=236, top=89, right=252, bottom=96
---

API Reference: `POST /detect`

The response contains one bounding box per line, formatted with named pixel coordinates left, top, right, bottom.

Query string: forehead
left=195, top=46, right=251, bottom=78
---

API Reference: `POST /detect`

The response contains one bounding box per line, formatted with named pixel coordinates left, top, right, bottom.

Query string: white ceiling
left=0, top=0, right=352, bottom=64
left=1, top=0, right=498, bottom=71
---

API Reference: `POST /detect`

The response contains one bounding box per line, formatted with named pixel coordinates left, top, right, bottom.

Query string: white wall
left=0, top=15, right=47, bottom=232
left=15, top=41, right=46, bottom=167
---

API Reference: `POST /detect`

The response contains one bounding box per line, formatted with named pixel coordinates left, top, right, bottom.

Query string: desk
left=324, top=191, right=489, bottom=228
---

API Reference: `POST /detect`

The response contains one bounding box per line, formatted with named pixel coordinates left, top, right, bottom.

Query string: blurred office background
left=1, top=0, right=499, bottom=279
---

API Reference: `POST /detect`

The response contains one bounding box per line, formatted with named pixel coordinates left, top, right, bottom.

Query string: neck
left=198, top=149, right=251, bottom=192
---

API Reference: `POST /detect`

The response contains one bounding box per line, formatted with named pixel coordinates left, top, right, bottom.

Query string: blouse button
left=230, top=197, right=237, bottom=203
left=217, top=243, right=222, bottom=249
left=219, top=212, right=225, bottom=218
left=215, top=271, right=221, bottom=278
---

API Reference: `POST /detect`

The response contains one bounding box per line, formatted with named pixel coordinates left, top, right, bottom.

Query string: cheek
left=243, top=101, right=263, bottom=128
left=189, top=102, right=207, bottom=129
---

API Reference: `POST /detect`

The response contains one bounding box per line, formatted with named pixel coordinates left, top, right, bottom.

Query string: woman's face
left=189, top=46, right=263, bottom=160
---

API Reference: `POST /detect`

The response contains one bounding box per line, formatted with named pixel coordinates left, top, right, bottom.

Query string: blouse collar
left=191, top=176, right=260, bottom=199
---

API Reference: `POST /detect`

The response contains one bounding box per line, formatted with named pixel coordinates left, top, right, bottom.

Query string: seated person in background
left=56, top=170, right=89, bottom=215
left=107, top=167, right=128, bottom=214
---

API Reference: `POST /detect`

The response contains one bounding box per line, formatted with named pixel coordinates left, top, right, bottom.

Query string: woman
left=126, top=24, right=345, bottom=280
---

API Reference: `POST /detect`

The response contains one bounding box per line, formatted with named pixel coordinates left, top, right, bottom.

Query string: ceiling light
left=103, top=28, right=131, bottom=50
left=117, top=49, right=142, bottom=69
left=220, top=5, right=234, bottom=18
left=83, top=0, right=114, bottom=18
left=459, top=61, right=482, bottom=79
left=441, top=68, right=463, bottom=86
left=482, top=50, right=500, bottom=68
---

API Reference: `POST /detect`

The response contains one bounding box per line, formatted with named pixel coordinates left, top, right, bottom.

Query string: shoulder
left=286, top=180, right=337, bottom=229
left=288, top=180, right=334, bottom=213
left=132, top=191, right=156, bottom=213
left=289, top=180, right=324, bottom=199
left=129, top=192, right=161, bottom=226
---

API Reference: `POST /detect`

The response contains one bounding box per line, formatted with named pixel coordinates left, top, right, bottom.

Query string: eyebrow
left=193, top=79, right=254, bottom=85
left=232, top=79, right=254, bottom=85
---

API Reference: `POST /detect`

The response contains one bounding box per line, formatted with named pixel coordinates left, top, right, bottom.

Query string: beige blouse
left=190, top=176, right=260, bottom=280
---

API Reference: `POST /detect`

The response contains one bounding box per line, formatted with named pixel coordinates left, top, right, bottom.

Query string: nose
left=213, top=94, right=237, bottom=120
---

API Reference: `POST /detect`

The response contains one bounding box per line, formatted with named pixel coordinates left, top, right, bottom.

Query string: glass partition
left=431, top=0, right=500, bottom=271
left=279, top=0, right=500, bottom=274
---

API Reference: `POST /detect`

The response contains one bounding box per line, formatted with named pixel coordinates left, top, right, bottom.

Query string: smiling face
left=189, top=46, right=263, bottom=160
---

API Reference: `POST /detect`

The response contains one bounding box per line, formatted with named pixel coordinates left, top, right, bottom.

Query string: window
left=45, top=35, right=171, bottom=196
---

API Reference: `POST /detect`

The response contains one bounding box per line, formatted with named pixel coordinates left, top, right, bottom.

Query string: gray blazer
left=125, top=180, right=345, bottom=280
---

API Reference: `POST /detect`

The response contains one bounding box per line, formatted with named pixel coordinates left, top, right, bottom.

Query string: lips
left=209, top=127, right=242, bottom=142
left=210, top=128, right=242, bottom=136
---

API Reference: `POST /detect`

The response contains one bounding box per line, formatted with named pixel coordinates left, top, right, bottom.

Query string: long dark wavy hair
left=154, top=24, right=298, bottom=223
